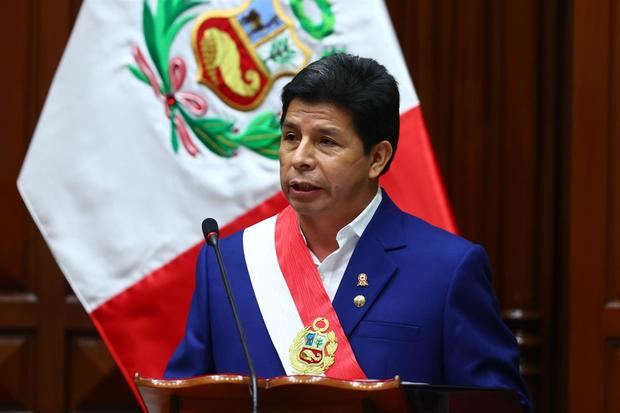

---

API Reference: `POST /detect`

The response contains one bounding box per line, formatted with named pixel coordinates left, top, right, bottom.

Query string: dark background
left=1, top=0, right=618, bottom=412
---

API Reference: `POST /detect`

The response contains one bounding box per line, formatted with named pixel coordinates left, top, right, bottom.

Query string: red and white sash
left=242, top=206, right=366, bottom=379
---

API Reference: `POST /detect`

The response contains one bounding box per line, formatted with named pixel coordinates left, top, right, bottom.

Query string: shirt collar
left=335, top=187, right=382, bottom=248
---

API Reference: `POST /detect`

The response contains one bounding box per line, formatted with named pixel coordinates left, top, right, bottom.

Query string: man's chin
left=286, top=199, right=325, bottom=218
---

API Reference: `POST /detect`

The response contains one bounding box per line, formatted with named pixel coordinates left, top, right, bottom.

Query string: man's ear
left=368, top=140, right=393, bottom=179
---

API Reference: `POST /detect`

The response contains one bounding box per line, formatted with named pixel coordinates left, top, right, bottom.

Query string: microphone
left=203, top=218, right=219, bottom=247
left=201, top=218, right=259, bottom=413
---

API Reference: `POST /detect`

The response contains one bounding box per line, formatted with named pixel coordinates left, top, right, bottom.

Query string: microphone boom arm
left=203, top=219, right=259, bottom=413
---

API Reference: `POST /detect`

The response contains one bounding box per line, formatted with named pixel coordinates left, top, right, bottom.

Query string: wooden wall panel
left=0, top=0, right=139, bottom=412
left=568, top=0, right=620, bottom=410
left=610, top=0, right=620, bottom=309
left=500, top=0, right=538, bottom=310
left=0, top=0, right=32, bottom=293
left=0, top=336, right=34, bottom=412
left=68, top=335, right=137, bottom=412
left=607, top=341, right=620, bottom=413
left=0, top=1, right=39, bottom=411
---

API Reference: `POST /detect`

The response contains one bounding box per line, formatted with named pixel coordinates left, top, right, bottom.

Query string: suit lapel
left=332, top=193, right=406, bottom=336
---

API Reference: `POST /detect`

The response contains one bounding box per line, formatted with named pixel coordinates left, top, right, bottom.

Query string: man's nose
left=291, top=138, right=315, bottom=170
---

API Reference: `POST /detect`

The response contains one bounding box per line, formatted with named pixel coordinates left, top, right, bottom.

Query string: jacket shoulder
left=399, top=211, right=479, bottom=259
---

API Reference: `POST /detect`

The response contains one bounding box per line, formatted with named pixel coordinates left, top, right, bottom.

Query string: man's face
left=279, top=99, right=380, bottom=222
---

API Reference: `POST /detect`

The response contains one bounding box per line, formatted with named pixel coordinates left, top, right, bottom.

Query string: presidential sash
left=243, top=206, right=366, bottom=379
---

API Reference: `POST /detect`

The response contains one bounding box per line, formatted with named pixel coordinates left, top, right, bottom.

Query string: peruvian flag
left=17, top=0, right=455, bottom=405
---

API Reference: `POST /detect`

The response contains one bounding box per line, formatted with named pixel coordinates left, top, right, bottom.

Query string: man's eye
left=320, top=137, right=336, bottom=146
left=282, top=133, right=297, bottom=141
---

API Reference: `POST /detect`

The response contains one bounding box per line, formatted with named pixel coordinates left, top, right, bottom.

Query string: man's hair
left=281, top=54, right=400, bottom=174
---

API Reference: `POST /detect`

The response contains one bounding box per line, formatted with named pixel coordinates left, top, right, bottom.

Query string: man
left=165, top=54, right=531, bottom=410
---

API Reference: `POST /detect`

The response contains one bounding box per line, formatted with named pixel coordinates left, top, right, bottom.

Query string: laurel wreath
left=290, top=0, right=335, bottom=40
left=128, top=0, right=281, bottom=159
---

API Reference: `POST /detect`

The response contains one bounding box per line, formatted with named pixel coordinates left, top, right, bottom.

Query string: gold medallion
left=289, top=317, right=338, bottom=374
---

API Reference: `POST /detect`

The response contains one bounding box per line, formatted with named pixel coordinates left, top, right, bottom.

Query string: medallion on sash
left=289, top=317, right=338, bottom=374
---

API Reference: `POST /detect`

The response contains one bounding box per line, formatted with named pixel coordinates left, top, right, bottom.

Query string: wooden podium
left=135, top=374, right=523, bottom=413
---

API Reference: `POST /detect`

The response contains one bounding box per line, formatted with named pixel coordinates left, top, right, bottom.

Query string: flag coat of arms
left=17, top=0, right=455, bottom=402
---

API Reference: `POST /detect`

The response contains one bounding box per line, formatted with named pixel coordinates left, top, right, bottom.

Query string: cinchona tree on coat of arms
left=128, top=0, right=338, bottom=160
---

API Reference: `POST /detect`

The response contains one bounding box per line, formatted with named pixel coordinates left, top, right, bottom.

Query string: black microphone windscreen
left=202, top=217, right=219, bottom=240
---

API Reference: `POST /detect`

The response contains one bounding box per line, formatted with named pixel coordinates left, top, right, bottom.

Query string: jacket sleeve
left=163, top=245, right=214, bottom=378
left=442, top=244, right=532, bottom=412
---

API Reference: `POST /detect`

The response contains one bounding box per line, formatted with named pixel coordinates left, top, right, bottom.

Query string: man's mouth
left=288, top=181, right=323, bottom=202
left=290, top=181, right=320, bottom=192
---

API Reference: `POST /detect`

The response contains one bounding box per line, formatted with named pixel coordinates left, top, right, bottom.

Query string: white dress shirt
left=302, top=188, right=383, bottom=301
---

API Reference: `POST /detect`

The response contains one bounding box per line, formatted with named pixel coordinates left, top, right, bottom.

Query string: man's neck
left=299, top=217, right=341, bottom=261
left=299, top=186, right=379, bottom=261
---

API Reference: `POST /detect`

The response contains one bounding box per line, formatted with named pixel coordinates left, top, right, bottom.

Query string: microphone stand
left=205, top=223, right=259, bottom=413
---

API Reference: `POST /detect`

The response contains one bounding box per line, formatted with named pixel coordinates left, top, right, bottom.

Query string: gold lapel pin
left=353, top=295, right=366, bottom=308
left=357, top=273, right=369, bottom=287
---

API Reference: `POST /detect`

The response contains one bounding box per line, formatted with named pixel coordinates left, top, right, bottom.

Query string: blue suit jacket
left=165, top=194, right=531, bottom=410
